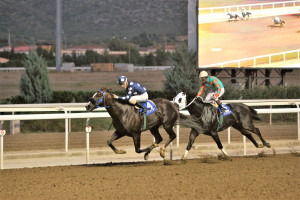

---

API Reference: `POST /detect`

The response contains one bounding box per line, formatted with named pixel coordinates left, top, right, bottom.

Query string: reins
left=179, top=97, right=197, bottom=111
left=95, top=90, right=110, bottom=109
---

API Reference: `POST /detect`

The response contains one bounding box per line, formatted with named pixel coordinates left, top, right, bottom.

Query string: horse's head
left=85, top=88, right=112, bottom=112
left=173, top=92, right=187, bottom=110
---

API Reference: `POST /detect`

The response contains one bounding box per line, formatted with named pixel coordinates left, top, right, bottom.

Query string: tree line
left=0, top=39, right=173, bottom=67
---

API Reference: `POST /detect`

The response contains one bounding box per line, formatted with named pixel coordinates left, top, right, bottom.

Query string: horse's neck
left=106, top=101, right=134, bottom=120
left=187, top=97, right=205, bottom=114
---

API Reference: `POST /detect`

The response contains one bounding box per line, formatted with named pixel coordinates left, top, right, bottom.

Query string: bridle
left=93, top=90, right=110, bottom=109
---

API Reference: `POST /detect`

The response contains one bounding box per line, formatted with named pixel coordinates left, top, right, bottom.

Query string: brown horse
left=85, top=88, right=202, bottom=160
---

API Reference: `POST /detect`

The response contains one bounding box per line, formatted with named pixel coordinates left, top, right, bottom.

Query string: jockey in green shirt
left=197, top=71, right=225, bottom=113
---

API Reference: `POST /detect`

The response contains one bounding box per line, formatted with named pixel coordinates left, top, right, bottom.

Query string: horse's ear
left=108, top=89, right=113, bottom=93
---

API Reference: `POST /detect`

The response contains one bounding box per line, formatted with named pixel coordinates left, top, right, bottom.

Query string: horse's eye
left=179, top=98, right=182, bottom=103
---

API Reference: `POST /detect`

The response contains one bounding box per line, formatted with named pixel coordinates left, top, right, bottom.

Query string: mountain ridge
left=0, top=0, right=188, bottom=46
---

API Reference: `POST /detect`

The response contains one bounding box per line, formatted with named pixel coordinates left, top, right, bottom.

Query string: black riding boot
left=216, top=100, right=225, bottom=114
left=136, top=102, right=147, bottom=115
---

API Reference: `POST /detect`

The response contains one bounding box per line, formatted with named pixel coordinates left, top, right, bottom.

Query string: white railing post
left=0, top=135, right=3, bottom=169
left=243, top=136, right=246, bottom=155
left=227, top=127, right=231, bottom=144
left=0, top=130, right=6, bottom=170
left=270, top=105, right=272, bottom=126
left=12, top=112, right=14, bottom=135
left=86, top=118, right=91, bottom=164
left=58, top=107, right=69, bottom=152
left=170, top=142, right=173, bottom=160
left=295, top=103, right=300, bottom=140
left=176, top=123, right=180, bottom=147
left=69, top=111, right=71, bottom=133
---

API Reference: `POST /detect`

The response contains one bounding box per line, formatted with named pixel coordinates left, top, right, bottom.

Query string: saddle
left=210, top=102, right=232, bottom=116
left=138, top=100, right=156, bottom=116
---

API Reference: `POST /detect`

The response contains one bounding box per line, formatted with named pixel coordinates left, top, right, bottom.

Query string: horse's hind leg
left=143, top=126, right=163, bottom=160
left=150, top=126, right=163, bottom=146
left=132, top=133, right=153, bottom=160
left=160, top=125, right=176, bottom=159
left=250, top=127, right=271, bottom=148
left=108, top=131, right=126, bottom=154
left=239, top=129, right=263, bottom=148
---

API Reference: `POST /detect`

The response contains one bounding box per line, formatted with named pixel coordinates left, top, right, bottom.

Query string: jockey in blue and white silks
left=113, top=75, right=148, bottom=114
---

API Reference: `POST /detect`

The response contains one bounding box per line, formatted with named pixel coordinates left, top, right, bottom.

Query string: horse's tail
left=249, top=106, right=261, bottom=121
left=178, top=113, right=202, bottom=131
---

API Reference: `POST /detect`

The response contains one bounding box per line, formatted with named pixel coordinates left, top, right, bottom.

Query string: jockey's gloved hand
left=112, top=94, right=119, bottom=99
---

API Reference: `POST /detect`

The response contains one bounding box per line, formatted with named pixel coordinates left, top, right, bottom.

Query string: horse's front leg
left=211, top=132, right=228, bottom=156
left=182, top=129, right=199, bottom=160
left=107, top=130, right=126, bottom=154
left=132, top=133, right=152, bottom=160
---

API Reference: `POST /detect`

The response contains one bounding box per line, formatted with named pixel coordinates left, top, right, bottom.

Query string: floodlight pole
left=56, top=0, right=62, bottom=71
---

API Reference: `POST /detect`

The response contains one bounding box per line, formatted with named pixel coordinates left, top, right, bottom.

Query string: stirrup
left=140, top=109, right=146, bottom=116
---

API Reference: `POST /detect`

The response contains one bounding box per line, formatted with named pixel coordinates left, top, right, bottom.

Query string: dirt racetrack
left=1, top=124, right=300, bottom=200
left=0, top=154, right=299, bottom=200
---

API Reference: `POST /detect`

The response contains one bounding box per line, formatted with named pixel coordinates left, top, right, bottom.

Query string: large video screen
left=198, top=0, right=300, bottom=68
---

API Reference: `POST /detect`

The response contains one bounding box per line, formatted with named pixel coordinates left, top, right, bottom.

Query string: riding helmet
left=199, top=71, right=208, bottom=78
left=117, top=76, right=127, bottom=85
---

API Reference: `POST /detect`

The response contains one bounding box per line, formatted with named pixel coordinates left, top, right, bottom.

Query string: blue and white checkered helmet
left=117, top=76, right=127, bottom=85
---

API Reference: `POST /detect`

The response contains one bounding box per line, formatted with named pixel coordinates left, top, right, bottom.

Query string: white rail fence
left=0, top=99, right=300, bottom=169
left=199, top=49, right=300, bottom=68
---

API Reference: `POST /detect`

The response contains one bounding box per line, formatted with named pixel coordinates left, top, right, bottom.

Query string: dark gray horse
left=241, top=11, right=251, bottom=19
left=85, top=88, right=202, bottom=160
left=173, top=92, right=271, bottom=159
left=227, top=12, right=241, bottom=21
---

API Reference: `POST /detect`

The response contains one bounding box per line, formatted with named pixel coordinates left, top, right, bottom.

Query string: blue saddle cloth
left=139, top=100, right=156, bottom=116
left=218, top=104, right=232, bottom=116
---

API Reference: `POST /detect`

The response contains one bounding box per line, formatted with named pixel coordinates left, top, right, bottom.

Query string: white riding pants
left=129, top=92, right=148, bottom=102
left=205, top=88, right=225, bottom=101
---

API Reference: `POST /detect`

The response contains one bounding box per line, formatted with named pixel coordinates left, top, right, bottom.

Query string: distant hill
left=0, top=0, right=188, bottom=46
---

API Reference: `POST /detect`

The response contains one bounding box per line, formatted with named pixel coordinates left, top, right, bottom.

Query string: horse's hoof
left=181, top=156, right=187, bottom=160
left=150, top=143, right=159, bottom=149
left=265, top=143, right=271, bottom=148
left=116, top=150, right=126, bottom=154
left=257, top=144, right=264, bottom=148
left=160, top=146, right=165, bottom=158
left=144, top=153, right=149, bottom=160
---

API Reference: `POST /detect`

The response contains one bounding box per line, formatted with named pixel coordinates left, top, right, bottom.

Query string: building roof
left=0, top=57, right=9, bottom=63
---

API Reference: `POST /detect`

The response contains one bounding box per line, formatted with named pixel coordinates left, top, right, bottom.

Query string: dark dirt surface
left=0, top=154, right=299, bottom=200
left=1, top=124, right=300, bottom=199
